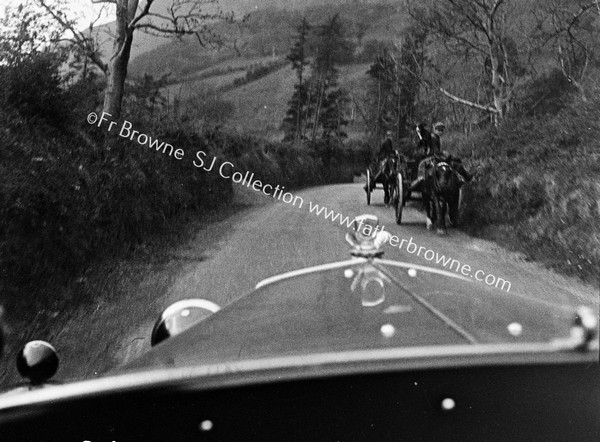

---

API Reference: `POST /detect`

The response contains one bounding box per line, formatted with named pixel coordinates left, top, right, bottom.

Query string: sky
left=0, top=0, right=116, bottom=30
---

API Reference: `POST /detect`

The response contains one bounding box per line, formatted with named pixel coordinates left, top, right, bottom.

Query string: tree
left=0, top=1, right=70, bottom=125
left=365, top=26, right=427, bottom=139
left=0, top=0, right=65, bottom=64
left=308, top=14, right=353, bottom=140
left=35, top=0, right=235, bottom=119
left=542, top=0, right=600, bottom=101
left=319, top=86, right=350, bottom=140
left=282, top=18, right=311, bottom=141
left=407, top=0, right=532, bottom=124
left=366, top=47, right=397, bottom=136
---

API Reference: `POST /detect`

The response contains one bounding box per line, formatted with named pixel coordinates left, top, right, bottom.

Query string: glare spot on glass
left=507, top=322, right=523, bottom=336
left=380, top=323, right=395, bottom=338
left=441, top=398, right=456, bottom=411
left=384, top=305, right=412, bottom=314
left=199, top=420, right=213, bottom=432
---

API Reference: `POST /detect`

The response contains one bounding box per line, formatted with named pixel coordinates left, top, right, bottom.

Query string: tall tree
left=308, top=14, right=353, bottom=140
left=366, top=47, right=398, bottom=136
left=282, top=18, right=311, bottom=141
left=36, top=0, right=235, bottom=119
left=319, top=86, right=350, bottom=141
left=364, top=26, right=427, bottom=139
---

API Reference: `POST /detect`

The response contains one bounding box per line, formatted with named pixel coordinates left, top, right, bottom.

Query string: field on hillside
left=179, top=55, right=278, bottom=83
left=222, top=63, right=372, bottom=140
left=129, top=1, right=405, bottom=79
left=222, top=64, right=295, bottom=139
left=163, top=71, right=247, bottom=103
left=158, top=55, right=372, bottom=140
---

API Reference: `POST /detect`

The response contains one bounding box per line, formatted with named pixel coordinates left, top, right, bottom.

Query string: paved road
left=5, top=182, right=594, bottom=385
left=114, top=181, right=597, bottom=365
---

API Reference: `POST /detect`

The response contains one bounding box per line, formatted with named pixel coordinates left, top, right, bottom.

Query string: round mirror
left=16, top=340, right=59, bottom=385
left=151, top=299, right=221, bottom=346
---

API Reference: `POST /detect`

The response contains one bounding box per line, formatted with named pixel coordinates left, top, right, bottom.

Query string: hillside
left=90, top=0, right=368, bottom=66
left=126, top=1, right=410, bottom=140
left=128, top=1, right=407, bottom=79
left=221, top=63, right=371, bottom=139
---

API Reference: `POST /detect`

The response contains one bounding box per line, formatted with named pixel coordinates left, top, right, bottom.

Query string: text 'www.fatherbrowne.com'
left=306, top=201, right=511, bottom=292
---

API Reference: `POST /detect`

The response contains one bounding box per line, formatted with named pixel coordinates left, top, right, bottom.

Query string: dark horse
left=422, top=159, right=462, bottom=235
left=368, top=154, right=398, bottom=206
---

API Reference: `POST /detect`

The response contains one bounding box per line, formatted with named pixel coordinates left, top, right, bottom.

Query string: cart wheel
left=403, top=171, right=410, bottom=206
left=366, top=169, right=371, bottom=206
left=395, top=172, right=403, bottom=224
left=449, top=187, right=463, bottom=226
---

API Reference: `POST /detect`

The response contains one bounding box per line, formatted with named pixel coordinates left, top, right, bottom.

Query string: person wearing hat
left=409, top=122, right=444, bottom=192
left=431, top=122, right=473, bottom=184
left=409, top=122, right=472, bottom=192
left=416, top=123, right=433, bottom=157
left=377, top=130, right=395, bottom=161
left=430, top=122, right=445, bottom=156
left=364, top=130, right=396, bottom=193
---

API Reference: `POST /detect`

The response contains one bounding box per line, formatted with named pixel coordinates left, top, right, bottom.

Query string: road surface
left=114, top=182, right=598, bottom=364
left=3, top=182, right=597, bottom=384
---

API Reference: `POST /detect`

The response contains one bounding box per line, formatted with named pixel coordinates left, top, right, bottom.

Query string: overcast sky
left=0, top=0, right=116, bottom=30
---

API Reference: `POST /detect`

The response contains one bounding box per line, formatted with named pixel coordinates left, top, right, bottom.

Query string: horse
left=367, top=154, right=398, bottom=206
left=422, top=159, right=462, bottom=235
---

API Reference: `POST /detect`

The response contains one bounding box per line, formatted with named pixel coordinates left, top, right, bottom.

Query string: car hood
left=122, top=258, right=576, bottom=372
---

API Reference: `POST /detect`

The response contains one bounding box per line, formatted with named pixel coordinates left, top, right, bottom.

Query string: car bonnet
left=121, top=258, right=577, bottom=372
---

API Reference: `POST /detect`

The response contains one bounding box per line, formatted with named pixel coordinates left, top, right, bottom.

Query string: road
left=113, top=181, right=597, bottom=365
left=4, top=181, right=597, bottom=385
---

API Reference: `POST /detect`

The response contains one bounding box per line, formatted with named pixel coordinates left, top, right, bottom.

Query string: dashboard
left=1, top=359, right=598, bottom=441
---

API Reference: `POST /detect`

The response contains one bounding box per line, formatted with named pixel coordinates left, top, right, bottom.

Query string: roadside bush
left=0, top=51, right=231, bottom=286
left=453, top=88, right=600, bottom=282
left=0, top=108, right=356, bottom=289
left=0, top=52, right=70, bottom=127
left=0, top=46, right=364, bottom=290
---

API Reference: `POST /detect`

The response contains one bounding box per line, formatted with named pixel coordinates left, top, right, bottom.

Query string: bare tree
left=37, top=0, right=235, bottom=119
left=0, top=0, right=66, bottom=63
left=542, top=0, right=600, bottom=101
left=406, top=0, right=533, bottom=124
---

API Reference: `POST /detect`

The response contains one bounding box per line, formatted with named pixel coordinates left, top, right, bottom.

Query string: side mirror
left=151, top=299, right=221, bottom=346
left=16, top=341, right=59, bottom=385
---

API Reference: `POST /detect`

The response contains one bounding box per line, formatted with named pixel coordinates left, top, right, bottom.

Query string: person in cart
left=409, top=122, right=473, bottom=192
left=364, top=131, right=397, bottom=193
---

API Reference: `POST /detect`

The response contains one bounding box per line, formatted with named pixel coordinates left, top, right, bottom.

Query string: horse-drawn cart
left=365, top=152, right=415, bottom=225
